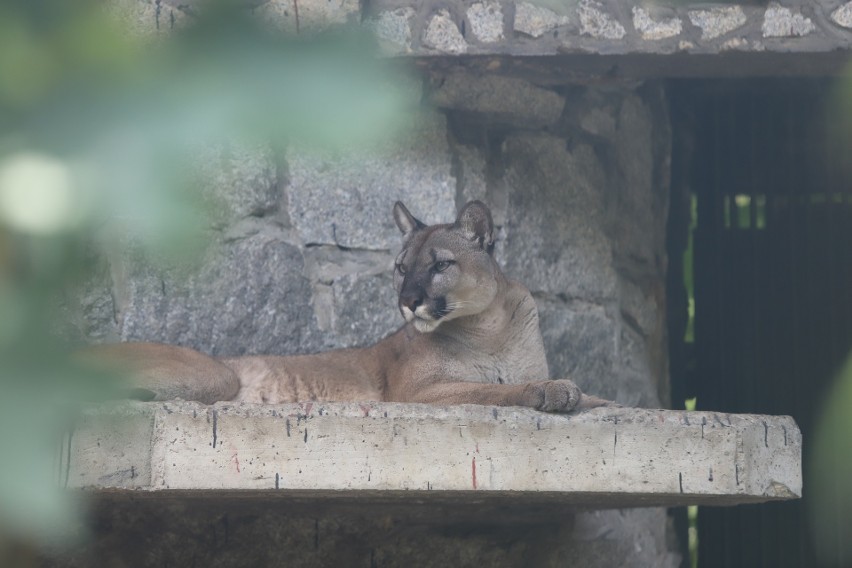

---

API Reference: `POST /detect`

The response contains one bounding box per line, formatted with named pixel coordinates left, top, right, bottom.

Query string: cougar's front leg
left=407, top=379, right=608, bottom=413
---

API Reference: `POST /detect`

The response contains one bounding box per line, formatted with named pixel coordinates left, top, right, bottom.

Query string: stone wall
left=68, top=65, right=676, bottom=565
left=73, top=74, right=671, bottom=408
left=59, top=1, right=694, bottom=565
left=369, top=0, right=852, bottom=57
left=113, top=0, right=852, bottom=62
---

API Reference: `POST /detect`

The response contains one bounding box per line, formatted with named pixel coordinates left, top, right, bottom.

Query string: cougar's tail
left=574, top=393, right=623, bottom=411
left=75, top=342, right=240, bottom=404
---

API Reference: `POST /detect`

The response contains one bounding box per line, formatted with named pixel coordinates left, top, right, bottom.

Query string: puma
left=83, top=201, right=613, bottom=413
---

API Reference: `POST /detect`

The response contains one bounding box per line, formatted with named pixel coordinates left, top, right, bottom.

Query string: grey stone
left=57, top=401, right=799, bottom=566
left=194, top=141, right=280, bottom=227
left=107, top=0, right=852, bottom=73
left=56, top=500, right=577, bottom=568
left=431, top=73, right=565, bottom=126
left=371, top=7, right=415, bottom=54
left=618, top=278, right=659, bottom=338
left=105, top=0, right=193, bottom=37
left=721, top=37, right=751, bottom=51
left=570, top=509, right=681, bottom=568
left=453, top=143, right=489, bottom=210
left=65, top=4, right=827, bottom=564
left=577, top=90, right=618, bottom=137
left=688, top=6, right=748, bottom=40
left=579, top=106, right=616, bottom=136
left=302, top=246, right=399, bottom=348
left=608, top=94, right=658, bottom=266
left=513, top=2, right=570, bottom=38
left=501, top=134, right=617, bottom=301
left=423, top=9, right=468, bottom=54
left=632, top=6, right=682, bottom=40
left=110, top=0, right=359, bottom=36
left=302, top=246, right=396, bottom=342
left=256, top=0, right=360, bottom=33
left=63, top=251, right=120, bottom=344
left=302, top=246, right=392, bottom=284
left=578, top=0, right=626, bottom=40
left=832, top=1, right=852, bottom=29
left=73, top=286, right=119, bottom=343
left=329, top=272, right=399, bottom=348
left=537, top=299, right=617, bottom=397
left=69, top=400, right=803, bottom=504
left=467, top=1, right=504, bottom=43
left=616, top=325, right=660, bottom=407
left=115, top=231, right=325, bottom=357
left=762, top=3, right=815, bottom=38
left=286, top=110, right=456, bottom=250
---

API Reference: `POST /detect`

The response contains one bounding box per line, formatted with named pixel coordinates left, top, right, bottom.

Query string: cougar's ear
left=393, top=201, right=425, bottom=236
left=455, top=200, right=494, bottom=252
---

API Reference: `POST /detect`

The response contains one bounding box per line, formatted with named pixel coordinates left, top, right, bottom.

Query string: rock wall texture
left=67, top=68, right=675, bottom=566
left=112, top=0, right=852, bottom=61
left=65, top=1, right=685, bottom=566
left=50, top=495, right=677, bottom=568
left=368, top=0, right=852, bottom=56
left=72, top=76, right=671, bottom=408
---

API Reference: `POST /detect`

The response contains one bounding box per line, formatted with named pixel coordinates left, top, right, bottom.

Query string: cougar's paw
left=525, top=380, right=581, bottom=413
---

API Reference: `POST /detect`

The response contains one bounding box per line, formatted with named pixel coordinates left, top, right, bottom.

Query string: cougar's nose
left=399, top=291, right=423, bottom=312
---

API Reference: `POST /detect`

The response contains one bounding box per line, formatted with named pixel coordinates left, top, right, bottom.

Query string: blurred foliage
left=811, top=63, right=852, bottom=566
left=827, top=63, right=852, bottom=184
left=0, top=0, right=408, bottom=557
left=810, top=353, right=852, bottom=567
left=683, top=195, right=696, bottom=344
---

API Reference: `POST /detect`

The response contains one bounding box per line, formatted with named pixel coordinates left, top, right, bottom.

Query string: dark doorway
left=669, top=79, right=852, bottom=567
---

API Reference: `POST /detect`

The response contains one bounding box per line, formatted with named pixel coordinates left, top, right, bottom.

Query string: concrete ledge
left=63, top=401, right=801, bottom=508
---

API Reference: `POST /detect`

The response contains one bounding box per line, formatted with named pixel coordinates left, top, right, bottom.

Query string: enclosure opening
left=668, top=78, right=852, bottom=567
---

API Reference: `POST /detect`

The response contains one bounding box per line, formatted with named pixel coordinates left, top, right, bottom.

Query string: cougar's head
left=392, top=200, right=499, bottom=333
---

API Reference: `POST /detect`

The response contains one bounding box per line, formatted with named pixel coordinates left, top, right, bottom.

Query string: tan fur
left=89, top=201, right=614, bottom=413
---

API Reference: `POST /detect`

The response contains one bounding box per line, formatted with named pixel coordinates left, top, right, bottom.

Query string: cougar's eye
left=434, top=260, right=452, bottom=273
left=396, top=263, right=407, bottom=275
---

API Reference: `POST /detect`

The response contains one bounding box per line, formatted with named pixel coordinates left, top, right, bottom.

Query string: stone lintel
left=415, top=52, right=852, bottom=83
left=112, top=1, right=852, bottom=78
left=65, top=401, right=802, bottom=510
